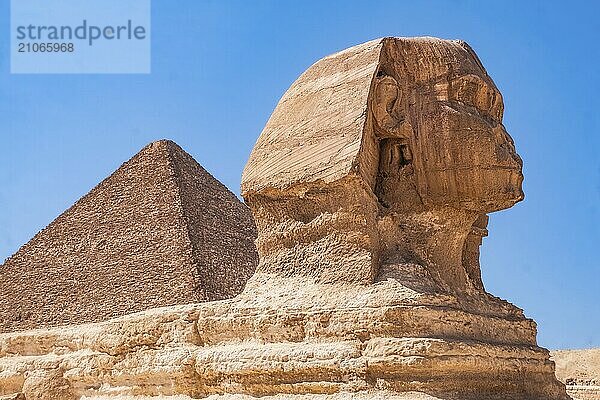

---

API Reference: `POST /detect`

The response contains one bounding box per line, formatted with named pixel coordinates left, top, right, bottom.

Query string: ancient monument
left=0, top=140, right=258, bottom=333
left=242, top=36, right=523, bottom=291
left=0, top=37, right=570, bottom=399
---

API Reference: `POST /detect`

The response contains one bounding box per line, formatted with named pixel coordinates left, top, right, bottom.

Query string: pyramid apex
left=140, top=138, right=179, bottom=151
left=139, top=139, right=196, bottom=162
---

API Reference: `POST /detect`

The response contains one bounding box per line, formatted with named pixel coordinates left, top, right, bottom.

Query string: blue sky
left=0, top=1, right=598, bottom=349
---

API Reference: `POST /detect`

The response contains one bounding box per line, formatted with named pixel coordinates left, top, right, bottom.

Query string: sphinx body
left=235, top=36, right=565, bottom=399
left=0, top=38, right=568, bottom=400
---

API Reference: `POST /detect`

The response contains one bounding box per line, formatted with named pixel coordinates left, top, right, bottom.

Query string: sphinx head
left=242, top=37, right=523, bottom=290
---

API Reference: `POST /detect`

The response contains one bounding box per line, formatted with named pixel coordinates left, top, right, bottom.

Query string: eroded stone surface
left=242, top=37, right=523, bottom=290
left=0, top=294, right=567, bottom=399
left=0, top=37, right=570, bottom=399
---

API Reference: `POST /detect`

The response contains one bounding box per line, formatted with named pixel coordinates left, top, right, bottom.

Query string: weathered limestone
left=0, top=290, right=567, bottom=399
left=0, top=37, right=569, bottom=399
left=242, top=37, right=523, bottom=291
left=238, top=36, right=565, bottom=398
left=552, top=349, right=600, bottom=400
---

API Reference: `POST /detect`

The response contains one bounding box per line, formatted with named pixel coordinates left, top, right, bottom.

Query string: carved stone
left=0, top=37, right=569, bottom=400
left=242, top=37, right=523, bottom=292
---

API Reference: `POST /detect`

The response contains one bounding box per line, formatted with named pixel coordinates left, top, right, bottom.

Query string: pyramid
left=0, top=140, right=258, bottom=333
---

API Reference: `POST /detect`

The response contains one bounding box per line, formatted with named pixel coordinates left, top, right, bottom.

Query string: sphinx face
left=414, top=69, right=524, bottom=212
left=374, top=42, right=524, bottom=213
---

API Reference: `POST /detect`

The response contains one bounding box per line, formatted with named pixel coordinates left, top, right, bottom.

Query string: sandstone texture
left=552, top=349, right=600, bottom=400
left=0, top=37, right=571, bottom=399
left=0, top=140, right=258, bottom=333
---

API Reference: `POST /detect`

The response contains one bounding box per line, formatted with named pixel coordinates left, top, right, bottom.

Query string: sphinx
left=242, top=36, right=523, bottom=293
left=0, top=37, right=568, bottom=400
left=228, top=36, right=564, bottom=398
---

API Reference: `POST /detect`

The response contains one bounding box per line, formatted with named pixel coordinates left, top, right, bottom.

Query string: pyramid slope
left=167, top=141, right=258, bottom=300
left=0, top=140, right=258, bottom=333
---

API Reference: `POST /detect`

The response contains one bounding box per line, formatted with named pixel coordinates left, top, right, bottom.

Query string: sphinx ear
left=371, top=74, right=412, bottom=139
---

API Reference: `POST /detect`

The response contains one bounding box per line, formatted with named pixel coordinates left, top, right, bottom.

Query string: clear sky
left=0, top=1, right=598, bottom=349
